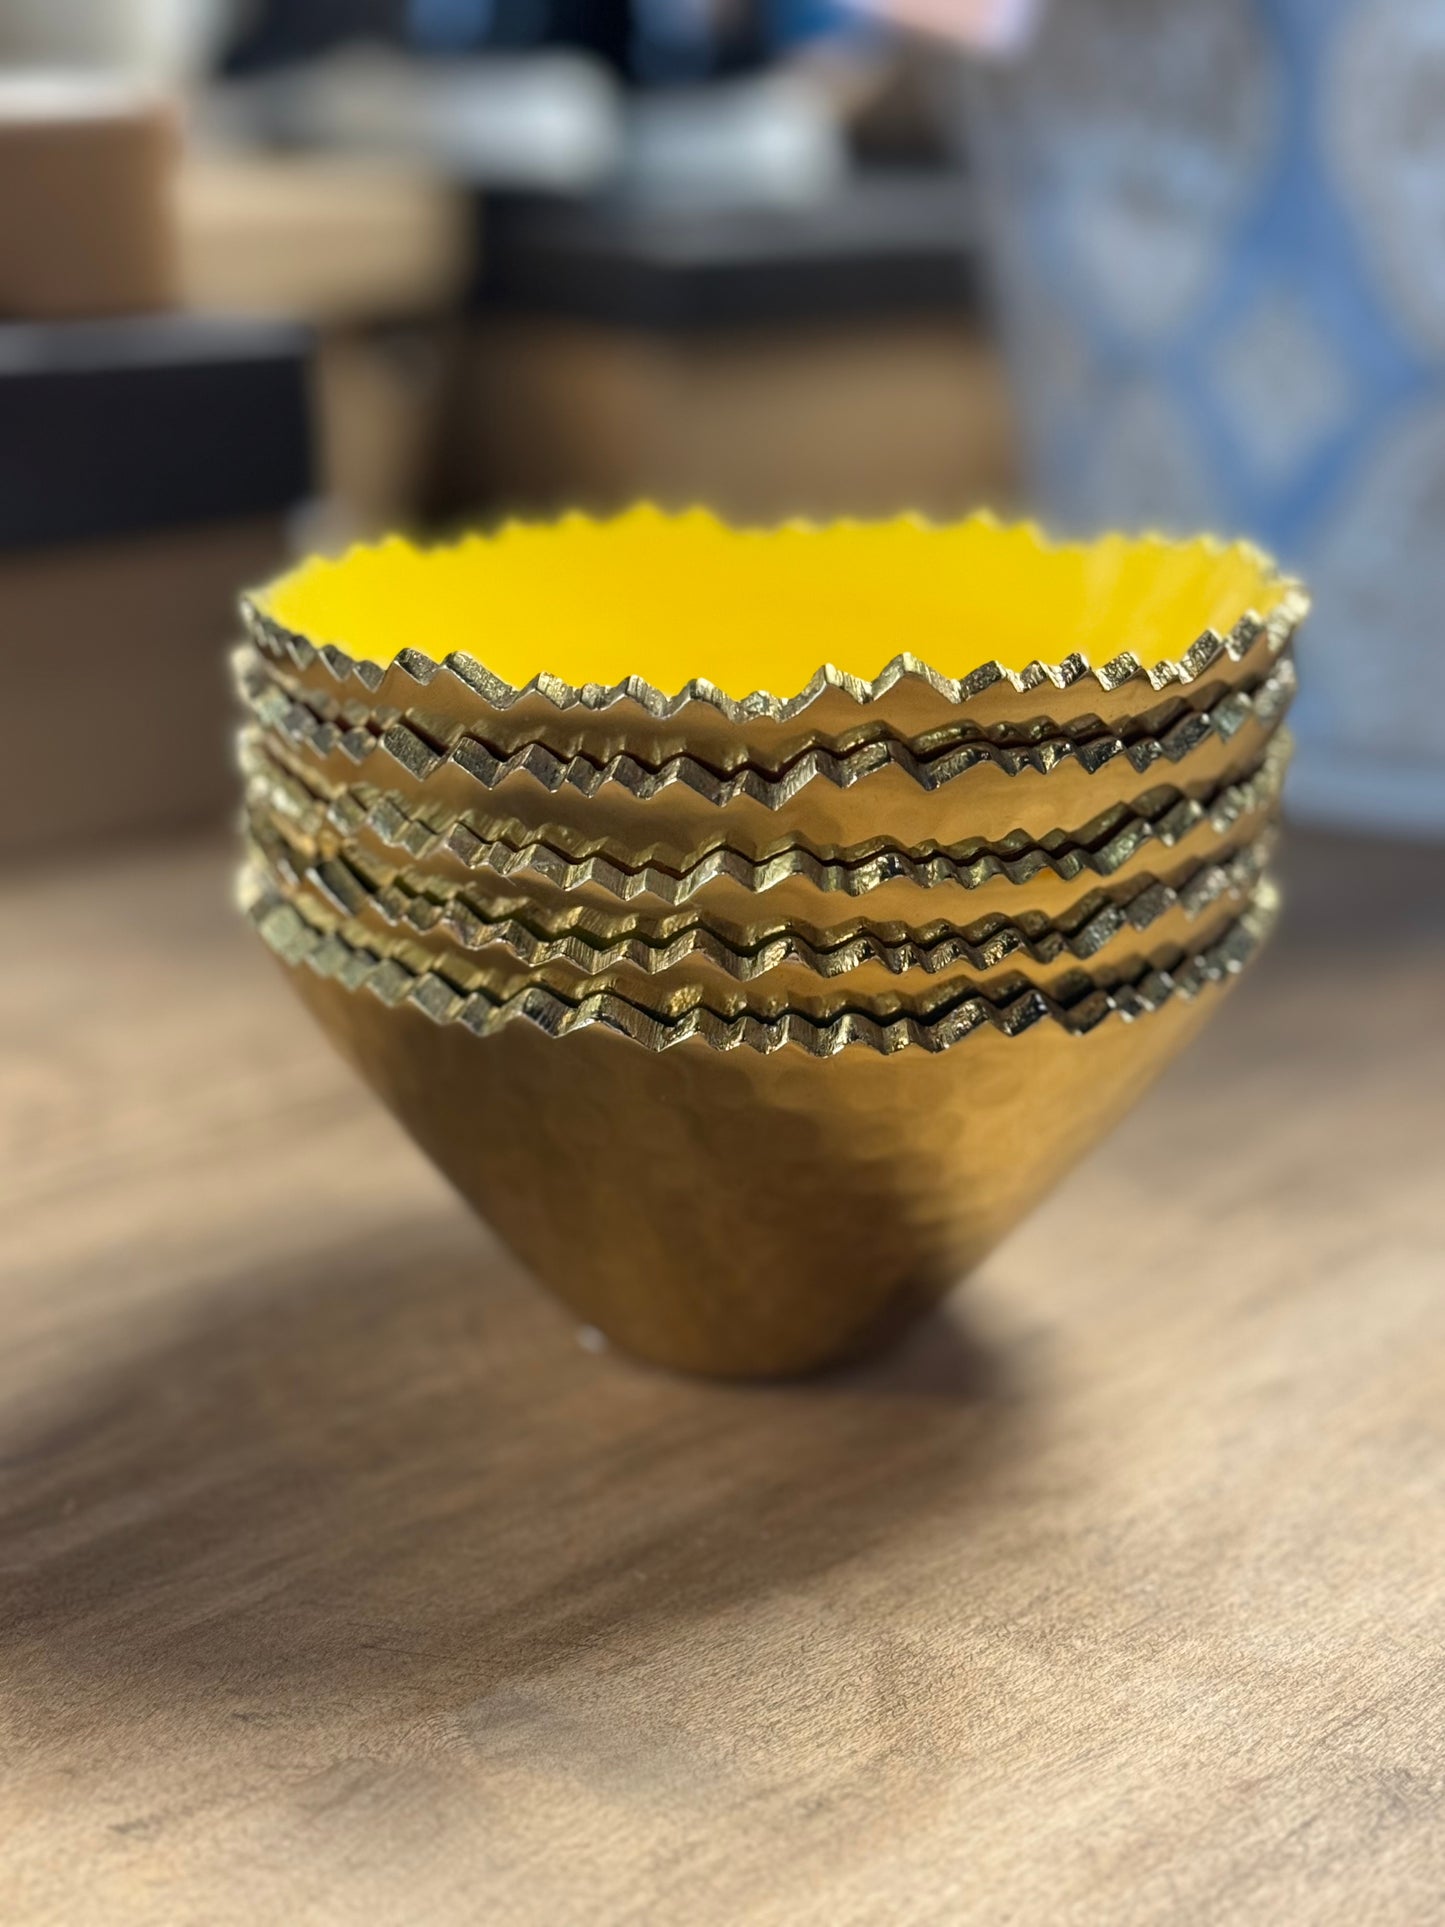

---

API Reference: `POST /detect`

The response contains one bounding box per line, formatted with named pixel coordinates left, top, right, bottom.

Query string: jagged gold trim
left=240, top=726, right=1292, bottom=908
left=236, top=645, right=1295, bottom=805
left=245, top=872, right=1279, bottom=1057
left=248, top=802, right=1274, bottom=982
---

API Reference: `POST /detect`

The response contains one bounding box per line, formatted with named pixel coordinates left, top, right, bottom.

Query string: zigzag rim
left=246, top=874, right=1279, bottom=1056
left=247, top=807, right=1276, bottom=981
left=241, top=727, right=1292, bottom=906
left=236, top=646, right=1296, bottom=806
left=241, top=577, right=1308, bottom=720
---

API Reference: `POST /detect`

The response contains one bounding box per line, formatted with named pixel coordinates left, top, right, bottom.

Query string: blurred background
left=3, top=0, right=1444, bottom=855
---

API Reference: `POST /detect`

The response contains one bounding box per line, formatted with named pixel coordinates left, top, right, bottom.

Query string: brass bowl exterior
left=276, top=945, right=1238, bottom=1376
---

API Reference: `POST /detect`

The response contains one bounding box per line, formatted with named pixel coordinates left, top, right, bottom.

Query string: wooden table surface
left=3, top=829, right=1443, bottom=1925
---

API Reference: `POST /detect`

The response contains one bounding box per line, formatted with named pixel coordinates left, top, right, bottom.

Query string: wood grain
left=2, top=829, right=1443, bottom=1925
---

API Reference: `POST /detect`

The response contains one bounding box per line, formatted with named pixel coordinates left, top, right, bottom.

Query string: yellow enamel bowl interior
left=252, top=507, right=1289, bottom=702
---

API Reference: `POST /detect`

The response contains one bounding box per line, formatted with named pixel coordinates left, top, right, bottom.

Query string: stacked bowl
left=237, top=508, right=1305, bottom=1377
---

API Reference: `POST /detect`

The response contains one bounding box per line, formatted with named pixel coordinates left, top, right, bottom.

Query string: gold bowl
left=240, top=509, right=1303, bottom=1376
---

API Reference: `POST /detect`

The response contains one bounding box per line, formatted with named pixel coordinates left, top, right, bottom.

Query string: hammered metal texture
left=237, top=646, right=1295, bottom=858
left=242, top=581, right=1308, bottom=767
left=255, top=884, right=1274, bottom=1375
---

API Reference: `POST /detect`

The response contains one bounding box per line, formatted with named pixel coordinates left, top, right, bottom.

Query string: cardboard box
left=0, top=73, right=178, bottom=320
left=0, top=316, right=312, bottom=860
left=450, top=313, right=1017, bottom=524
left=447, top=173, right=1018, bottom=522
